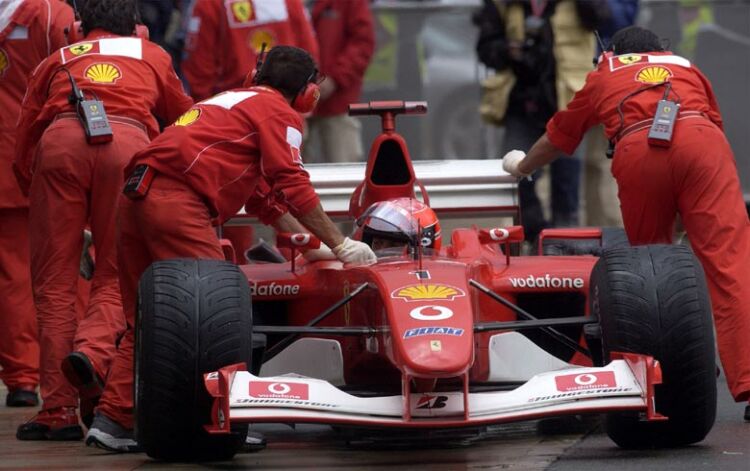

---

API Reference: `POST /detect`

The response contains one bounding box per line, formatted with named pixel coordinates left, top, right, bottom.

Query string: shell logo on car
left=391, top=284, right=465, bottom=302
left=636, top=66, right=672, bottom=84
left=85, top=63, right=121, bottom=84
left=174, top=108, right=201, bottom=126
left=0, top=48, right=9, bottom=77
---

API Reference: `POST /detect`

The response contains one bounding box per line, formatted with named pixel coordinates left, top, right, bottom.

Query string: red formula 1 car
left=134, top=102, right=717, bottom=461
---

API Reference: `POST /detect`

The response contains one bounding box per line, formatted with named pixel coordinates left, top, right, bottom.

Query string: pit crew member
left=502, top=26, right=750, bottom=419
left=0, top=0, right=73, bottom=411
left=86, top=45, right=376, bottom=452
left=181, top=0, right=319, bottom=101
left=14, top=0, right=193, bottom=440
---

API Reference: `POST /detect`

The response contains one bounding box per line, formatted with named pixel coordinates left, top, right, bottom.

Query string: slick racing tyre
left=136, top=259, right=252, bottom=461
left=540, top=227, right=629, bottom=256
left=590, top=245, right=716, bottom=448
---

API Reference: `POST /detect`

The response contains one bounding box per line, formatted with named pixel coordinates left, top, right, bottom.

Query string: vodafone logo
left=410, top=305, right=453, bottom=321
left=268, top=383, right=291, bottom=395
left=291, top=233, right=311, bottom=246
left=488, top=228, right=510, bottom=241
left=249, top=381, right=309, bottom=400
left=554, top=371, right=616, bottom=392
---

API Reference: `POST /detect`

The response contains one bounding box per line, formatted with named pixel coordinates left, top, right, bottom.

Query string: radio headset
left=252, top=43, right=321, bottom=114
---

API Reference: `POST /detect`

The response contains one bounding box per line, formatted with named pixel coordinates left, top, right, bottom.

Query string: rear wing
left=232, top=160, right=519, bottom=222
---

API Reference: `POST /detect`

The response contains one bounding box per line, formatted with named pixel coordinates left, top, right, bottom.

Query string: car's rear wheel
left=136, top=259, right=252, bottom=461
left=590, top=245, right=716, bottom=448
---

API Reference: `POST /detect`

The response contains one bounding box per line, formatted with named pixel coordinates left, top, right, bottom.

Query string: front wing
left=203, top=353, right=665, bottom=432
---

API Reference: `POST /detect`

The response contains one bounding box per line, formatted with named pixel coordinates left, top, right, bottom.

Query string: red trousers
left=613, top=119, right=750, bottom=402
left=28, top=118, right=149, bottom=409
left=97, top=176, right=223, bottom=428
left=0, top=208, right=39, bottom=390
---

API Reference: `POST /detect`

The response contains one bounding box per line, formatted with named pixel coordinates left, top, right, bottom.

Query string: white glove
left=332, top=237, right=377, bottom=264
left=502, top=150, right=530, bottom=178
left=302, top=243, right=338, bottom=262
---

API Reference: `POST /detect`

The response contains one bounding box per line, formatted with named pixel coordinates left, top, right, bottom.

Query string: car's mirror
left=276, top=233, right=321, bottom=250
left=478, top=226, right=525, bottom=244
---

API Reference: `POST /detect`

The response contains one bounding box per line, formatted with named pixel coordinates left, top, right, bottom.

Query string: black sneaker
left=85, top=413, right=142, bottom=453
left=61, top=352, right=104, bottom=428
left=6, top=387, right=39, bottom=407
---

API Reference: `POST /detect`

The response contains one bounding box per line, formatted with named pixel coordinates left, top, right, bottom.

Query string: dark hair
left=255, top=46, right=317, bottom=100
left=79, top=0, right=138, bottom=36
left=609, top=26, right=665, bottom=54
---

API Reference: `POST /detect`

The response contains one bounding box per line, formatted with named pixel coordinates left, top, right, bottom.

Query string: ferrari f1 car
left=134, top=102, right=717, bottom=461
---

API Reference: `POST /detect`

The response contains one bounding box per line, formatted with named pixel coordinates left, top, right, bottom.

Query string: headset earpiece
left=292, top=82, right=320, bottom=114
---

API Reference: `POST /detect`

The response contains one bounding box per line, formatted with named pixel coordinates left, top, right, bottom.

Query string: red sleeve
left=288, top=0, right=319, bottom=63
left=256, top=113, right=320, bottom=217
left=694, top=67, right=723, bottom=131
left=48, top=0, right=74, bottom=52
left=546, top=74, right=600, bottom=155
left=326, top=0, right=374, bottom=89
left=181, top=0, right=221, bottom=101
left=151, top=47, right=195, bottom=123
left=14, top=60, right=55, bottom=193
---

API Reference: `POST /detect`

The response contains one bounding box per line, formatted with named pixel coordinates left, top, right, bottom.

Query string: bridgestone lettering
left=509, top=275, right=584, bottom=289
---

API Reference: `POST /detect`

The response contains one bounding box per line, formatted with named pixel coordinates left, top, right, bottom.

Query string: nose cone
left=388, top=286, right=474, bottom=377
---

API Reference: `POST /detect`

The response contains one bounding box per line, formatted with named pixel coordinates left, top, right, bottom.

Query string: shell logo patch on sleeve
left=0, top=48, right=9, bottom=77
left=84, top=63, right=121, bottom=84
left=249, top=29, right=276, bottom=53
left=635, top=66, right=672, bottom=84
left=174, top=108, right=201, bottom=126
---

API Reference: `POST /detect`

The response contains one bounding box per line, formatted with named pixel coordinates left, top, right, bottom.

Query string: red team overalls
left=97, top=86, right=321, bottom=429
left=546, top=51, right=750, bottom=403
left=15, top=31, right=193, bottom=424
left=181, top=0, right=319, bottom=100
left=0, top=0, right=72, bottom=403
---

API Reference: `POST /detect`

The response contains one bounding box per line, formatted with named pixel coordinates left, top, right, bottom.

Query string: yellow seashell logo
left=174, top=108, right=201, bottom=126
left=70, top=42, right=94, bottom=56
left=636, top=66, right=672, bottom=84
left=392, top=284, right=466, bottom=302
left=85, top=63, right=121, bottom=84
left=0, top=48, right=9, bottom=77
left=249, top=30, right=275, bottom=53
left=232, top=0, right=253, bottom=22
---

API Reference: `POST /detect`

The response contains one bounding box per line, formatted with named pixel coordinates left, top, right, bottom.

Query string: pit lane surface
left=0, top=376, right=747, bottom=470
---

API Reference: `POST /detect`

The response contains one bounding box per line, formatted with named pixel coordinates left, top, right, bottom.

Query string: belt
left=614, top=111, right=708, bottom=144
left=55, top=112, right=147, bottom=133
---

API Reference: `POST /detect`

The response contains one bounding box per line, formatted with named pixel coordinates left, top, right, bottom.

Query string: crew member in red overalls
left=181, top=0, right=319, bottom=101
left=502, top=26, right=750, bottom=420
left=86, top=45, right=376, bottom=452
left=0, top=0, right=72, bottom=411
left=14, top=0, right=193, bottom=440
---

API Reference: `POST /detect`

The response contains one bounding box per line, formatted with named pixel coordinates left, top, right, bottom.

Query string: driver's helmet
left=355, top=198, right=442, bottom=251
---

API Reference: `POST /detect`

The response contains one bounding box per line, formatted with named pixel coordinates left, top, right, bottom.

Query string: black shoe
left=61, top=352, right=103, bottom=428
left=16, top=407, right=84, bottom=441
left=744, top=404, right=749, bottom=422
left=243, top=430, right=267, bottom=452
left=6, top=387, right=39, bottom=407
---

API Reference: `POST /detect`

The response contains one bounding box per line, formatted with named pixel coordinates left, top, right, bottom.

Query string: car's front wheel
left=590, top=245, right=716, bottom=448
